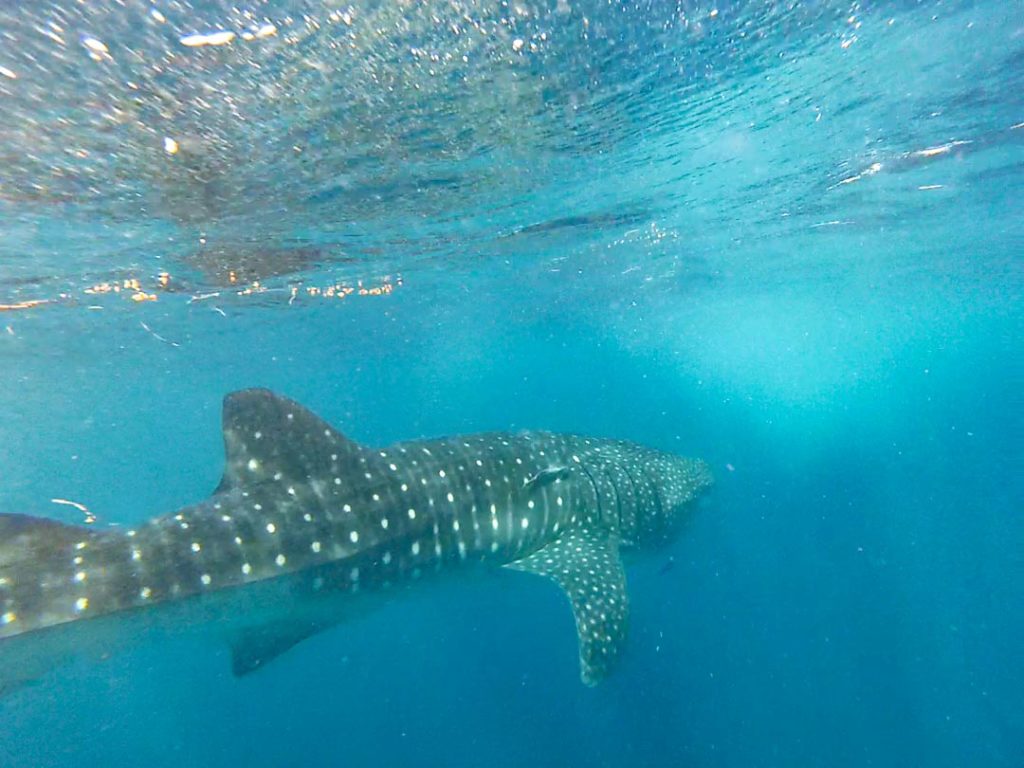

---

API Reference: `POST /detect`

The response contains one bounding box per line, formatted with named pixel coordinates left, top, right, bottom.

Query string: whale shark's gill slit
left=640, top=464, right=666, bottom=536
left=602, top=467, right=624, bottom=534
left=619, top=464, right=643, bottom=545
left=576, top=464, right=602, bottom=522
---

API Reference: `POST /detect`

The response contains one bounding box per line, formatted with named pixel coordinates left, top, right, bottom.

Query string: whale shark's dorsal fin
left=218, top=388, right=365, bottom=493
left=504, top=528, right=629, bottom=686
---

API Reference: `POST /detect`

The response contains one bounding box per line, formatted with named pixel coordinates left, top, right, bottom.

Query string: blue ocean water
left=0, top=1, right=1021, bottom=766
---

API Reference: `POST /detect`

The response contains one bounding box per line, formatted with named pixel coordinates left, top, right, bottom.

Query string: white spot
left=489, top=504, right=497, bottom=514
left=382, top=552, right=392, bottom=565
left=254, top=431, right=262, bottom=440
left=242, top=563, right=252, bottom=575
left=381, top=518, right=389, bottom=529
left=411, top=541, right=421, bottom=556
left=201, top=574, right=212, bottom=586
left=140, top=587, right=152, bottom=599
left=453, top=520, right=461, bottom=532
left=408, top=508, right=417, bottom=519
left=475, top=459, right=483, bottom=466
left=556, top=496, right=563, bottom=506
left=343, top=504, right=352, bottom=513
left=191, top=542, right=201, bottom=553
left=266, top=523, right=277, bottom=534
left=521, top=518, right=530, bottom=529
left=287, top=486, right=296, bottom=496
left=364, top=473, right=373, bottom=480
left=2, top=612, right=16, bottom=625
left=334, top=477, right=342, bottom=486
left=74, top=571, right=87, bottom=583
left=74, top=597, right=89, bottom=612
left=304, top=513, right=313, bottom=522
left=235, top=537, right=243, bottom=545
left=75, top=541, right=87, bottom=550
left=372, top=493, right=380, bottom=502
left=275, top=554, right=287, bottom=567
left=401, top=484, right=409, bottom=492
left=447, top=492, right=455, bottom=503
left=349, top=531, right=359, bottom=543
left=491, top=518, right=500, bottom=530
left=438, top=469, right=446, bottom=478
left=389, top=463, right=398, bottom=471
left=127, top=530, right=136, bottom=537
left=223, top=514, right=234, bottom=522
left=527, top=500, right=535, bottom=509
left=247, top=458, right=259, bottom=472
left=311, top=541, right=322, bottom=553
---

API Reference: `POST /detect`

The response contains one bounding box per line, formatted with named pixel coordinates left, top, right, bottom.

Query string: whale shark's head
left=629, top=452, right=714, bottom=547
left=573, top=438, right=713, bottom=549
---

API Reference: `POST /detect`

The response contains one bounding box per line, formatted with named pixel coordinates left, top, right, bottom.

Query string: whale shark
left=0, top=389, right=712, bottom=693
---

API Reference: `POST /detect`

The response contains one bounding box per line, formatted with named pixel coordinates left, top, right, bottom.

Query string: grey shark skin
left=0, top=389, right=712, bottom=692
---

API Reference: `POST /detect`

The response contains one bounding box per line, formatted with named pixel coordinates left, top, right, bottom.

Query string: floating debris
left=51, top=498, right=97, bottom=524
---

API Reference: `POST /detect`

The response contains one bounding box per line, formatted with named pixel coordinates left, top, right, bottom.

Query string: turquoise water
left=1, top=1, right=1021, bottom=765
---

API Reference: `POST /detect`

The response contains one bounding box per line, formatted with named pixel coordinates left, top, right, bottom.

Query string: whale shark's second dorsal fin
left=217, top=388, right=366, bottom=493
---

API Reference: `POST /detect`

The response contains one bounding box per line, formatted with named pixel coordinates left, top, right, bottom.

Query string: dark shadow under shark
left=0, top=389, right=712, bottom=693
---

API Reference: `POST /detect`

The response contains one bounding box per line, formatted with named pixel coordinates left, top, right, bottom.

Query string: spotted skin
left=0, top=389, right=712, bottom=687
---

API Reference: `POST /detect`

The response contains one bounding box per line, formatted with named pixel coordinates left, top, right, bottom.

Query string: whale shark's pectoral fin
left=228, top=618, right=337, bottom=677
left=505, top=529, right=629, bottom=686
left=217, top=388, right=366, bottom=493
